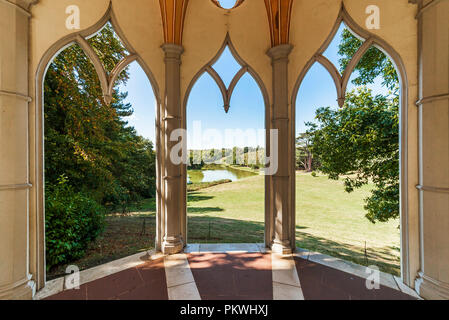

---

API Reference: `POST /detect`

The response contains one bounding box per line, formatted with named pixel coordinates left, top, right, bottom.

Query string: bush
left=45, top=175, right=105, bottom=271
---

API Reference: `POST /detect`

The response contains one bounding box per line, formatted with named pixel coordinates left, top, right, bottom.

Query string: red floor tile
left=46, top=257, right=168, bottom=300
left=294, top=257, right=416, bottom=300
left=187, top=252, right=273, bottom=300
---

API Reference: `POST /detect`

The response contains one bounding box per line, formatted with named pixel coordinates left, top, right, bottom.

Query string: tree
left=232, top=147, right=237, bottom=165
left=296, top=125, right=316, bottom=172
left=44, top=23, right=156, bottom=206
left=307, top=28, right=400, bottom=223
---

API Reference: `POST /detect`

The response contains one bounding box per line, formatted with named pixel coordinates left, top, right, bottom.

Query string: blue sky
left=120, top=23, right=389, bottom=148
left=119, top=61, right=157, bottom=143
left=217, top=0, right=240, bottom=9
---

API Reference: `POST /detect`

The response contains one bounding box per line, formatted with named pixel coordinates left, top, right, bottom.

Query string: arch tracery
left=185, top=34, right=268, bottom=114
left=74, top=32, right=138, bottom=105
left=35, top=4, right=160, bottom=106
left=292, top=5, right=407, bottom=108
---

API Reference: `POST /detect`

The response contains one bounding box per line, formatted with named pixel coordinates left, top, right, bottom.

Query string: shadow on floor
left=295, top=257, right=414, bottom=300
left=295, top=230, right=400, bottom=276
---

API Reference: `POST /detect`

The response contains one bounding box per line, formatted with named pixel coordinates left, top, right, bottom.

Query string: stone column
left=0, top=1, right=35, bottom=299
left=267, top=44, right=294, bottom=254
left=161, top=44, right=184, bottom=254
left=415, top=0, right=449, bottom=300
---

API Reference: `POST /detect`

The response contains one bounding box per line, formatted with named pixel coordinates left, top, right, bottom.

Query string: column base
left=162, top=236, right=184, bottom=255
left=271, top=240, right=292, bottom=255
left=415, top=272, right=449, bottom=300
left=0, top=278, right=35, bottom=300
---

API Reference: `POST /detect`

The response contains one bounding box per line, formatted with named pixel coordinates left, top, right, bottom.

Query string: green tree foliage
left=44, top=24, right=156, bottom=206
left=45, top=175, right=105, bottom=270
left=296, top=127, right=315, bottom=172
left=307, top=28, right=400, bottom=223
left=339, top=29, right=399, bottom=91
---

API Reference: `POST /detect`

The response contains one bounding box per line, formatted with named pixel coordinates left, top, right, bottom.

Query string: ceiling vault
left=264, top=0, right=294, bottom=47
left=159, top=0, right=190, bottom=45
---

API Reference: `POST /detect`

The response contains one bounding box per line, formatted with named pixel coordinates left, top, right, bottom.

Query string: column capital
left=162, top=43, right=184, bottom=61
left=0, top=0, right=38, bottom=17
left=1, top=0, right=38, bottom=10
left=18, top=0, right=38, bottom=8
left=162, top=43, right=184, bottom=55
left=266, top=44, right=293, bottom=63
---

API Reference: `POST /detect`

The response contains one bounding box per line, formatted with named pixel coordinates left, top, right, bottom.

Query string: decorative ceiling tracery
left=159, top=0, right=189, bottom=45
left=264, top=0, right=294, bottom=47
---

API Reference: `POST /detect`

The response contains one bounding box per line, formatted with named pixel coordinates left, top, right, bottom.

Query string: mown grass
left=186, top=171, right=400, bottom=275
left=47, top=171, right=400, bottom=279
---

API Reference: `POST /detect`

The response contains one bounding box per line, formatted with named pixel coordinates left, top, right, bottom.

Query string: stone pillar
left=161, top=44, right=184, bottom=254
left=0, top=1, right=35, bottom=299
left=267, top=44, right=294, bottom=254
left=415, top=0, right=449, bottom=300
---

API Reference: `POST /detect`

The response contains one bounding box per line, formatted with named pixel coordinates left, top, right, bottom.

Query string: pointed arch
left=292, top=5, right=408, bottom=109
left=291, top=3, right=411, bottom=285
left=182, top=34, right=271, bottom=247
left=33, top=2, right=162, bottom=290
left=183, top=34, right=269, bottom=114
left=35, top=3, right=161, bottom=106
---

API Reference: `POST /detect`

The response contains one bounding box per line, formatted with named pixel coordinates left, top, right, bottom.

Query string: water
left=188, top=166, right=258, bottom=184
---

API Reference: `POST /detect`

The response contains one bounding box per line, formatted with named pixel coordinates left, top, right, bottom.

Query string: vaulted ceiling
left=159, top=0, right=190, bottom=45
left=158, top=0, right=294, bottom=47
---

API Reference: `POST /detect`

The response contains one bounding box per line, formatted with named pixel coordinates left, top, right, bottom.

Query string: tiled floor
left=45, top=257, right=168, bottom=300
left=294, top=257, right=414, bottom=300
left=43, top=245, right=419, bottom=301
left=187, top=252, right=273, bottom=300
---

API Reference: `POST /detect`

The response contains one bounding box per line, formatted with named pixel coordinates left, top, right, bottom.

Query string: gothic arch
left=183, top=34, right=270, bottom=114
left=290, top=4, right=411, bottom=284
left=33, top=3, right=162, bottom=289
left=181, top=34, right=272, bottom=245
left=291, top=5, right=408, bottom=108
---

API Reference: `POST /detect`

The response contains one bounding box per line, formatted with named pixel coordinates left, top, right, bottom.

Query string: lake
left=188, top=166, right=258, bottom=183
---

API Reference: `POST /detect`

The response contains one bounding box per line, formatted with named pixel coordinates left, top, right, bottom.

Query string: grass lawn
left=47, top=171, right=400, bottom=279
left=187, top=171, right=400, bottom=275
left=294, top=172, right=400, bottom=275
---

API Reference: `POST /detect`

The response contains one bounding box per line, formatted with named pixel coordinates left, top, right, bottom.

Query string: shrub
left=45, top=175, right=105, bottom=271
